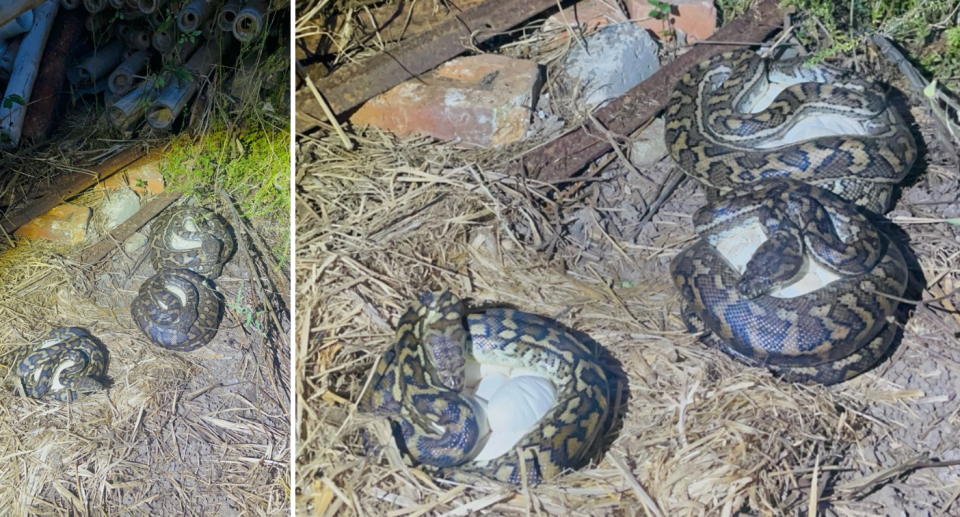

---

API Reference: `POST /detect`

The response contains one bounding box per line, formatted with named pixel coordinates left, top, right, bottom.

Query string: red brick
left=629, top=0, right=717, bottom=42
left=543, top=1, right=626, bottom=33
left=545, top=0, right=716, bottom=43
left=350, top=54, right=542, bottom=147
left=101, top=154, right=165, bottom=195
left=13, top=204, right=91, bottom=244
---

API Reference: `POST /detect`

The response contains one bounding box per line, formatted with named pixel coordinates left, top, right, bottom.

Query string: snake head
left=416, top=291, right=468, bottom=391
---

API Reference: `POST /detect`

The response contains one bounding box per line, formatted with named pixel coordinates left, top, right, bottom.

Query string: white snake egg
left=486, top=376, right=556, bottom=433
left=712, top=219, right=841, bottom=298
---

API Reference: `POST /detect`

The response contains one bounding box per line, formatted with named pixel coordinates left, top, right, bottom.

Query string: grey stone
left=629, top=117, right=668, bottom=167
left=101, top=187, right=141, bottom=231
left=123, top=232, right=148, bottom=254
left=560, top=22, right=660, bottom=109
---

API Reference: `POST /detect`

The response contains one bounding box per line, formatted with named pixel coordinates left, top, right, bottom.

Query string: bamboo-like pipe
left=0, top=38, right=21, bottom=82
left=60, top=0, right=80, bottom=9
left=106, top=76, right=158, bottom=126
left=199, top=17, right=216, bottom=39
left=126, top=28, right=151, bottom=50
left=108, top=0, right=124, bottom=7
left=68, top=39, right=124, bottom=85
left=0, top=0, right=58, bottom=147
left=0, top=0, right=44, bottom=28
left=146, top=38, right=223, bottom=129
left=83, top=0, right=107, bottom=13
left=147, top=9, right=163, bottom=28
left=108, top=49, right=149, bottom=95
left=151, top=25, right=177, bottom=52
left=218, top=0, right=241, bottom=31
left=178, top=0, right=215, bottom=33
left=232, top=0, right=264, bottom=42
left=0, top=9, right=33, bottom=40
left=137, top=0, right=166, bottom=14
left=162, top=37, right=198, bottom=65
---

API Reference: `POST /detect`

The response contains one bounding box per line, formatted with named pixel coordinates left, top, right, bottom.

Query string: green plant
left=178, top=29, right=201, bottom=44
left=2, top=94, right=25, bottom=109
left=225, top=280, right=268, bottom=337
left=648, top=0, right=671, bottom=20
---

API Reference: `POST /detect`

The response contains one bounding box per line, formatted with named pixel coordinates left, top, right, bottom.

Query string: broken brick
left=13, top=204, right=91, bottom=244
left=544, top=0, right=717, bottom=43
left=101, top=154, right=165, bottom=195
left=629, top=0, right=717, bottom=42
left=350, top=54, right=543, bottom=147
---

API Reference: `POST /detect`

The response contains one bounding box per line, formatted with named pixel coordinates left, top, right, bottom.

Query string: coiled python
left=663, top=48, right=917, bottom=214
left=14, top=327, right=106, bottom=401
left=664, top=49, right=915, bottom=384
left=671, top=180, right=908, bottom=384
left=131, top=268, right=222, bottom=351
left=358, top=290, right=611, bottom=484
left=150, top=206, right=234, bottom=280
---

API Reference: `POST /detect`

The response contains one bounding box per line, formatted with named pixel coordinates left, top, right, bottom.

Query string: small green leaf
left=7, top=94, right=25, bottom=106
left=924, top=79, right=937, bottom=99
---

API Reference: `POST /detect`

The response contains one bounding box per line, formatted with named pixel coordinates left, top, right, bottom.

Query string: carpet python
left=671, top=180, right=908, bottom=384
left=131, top=268, right=222, bottom=351
left=358, top=290, right=611, bottom=484
left=14, top=327, right=105, bottom=401
left=664, top=49, right=915, bottom=384
left=150, top=206, right=234, bottom=280
left=663, top=48, right=917, bottom=214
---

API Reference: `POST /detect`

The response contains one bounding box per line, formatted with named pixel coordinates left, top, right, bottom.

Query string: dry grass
left=0, top=142, right=290, bottom=515
left=293, top=126, right=901, bottom=516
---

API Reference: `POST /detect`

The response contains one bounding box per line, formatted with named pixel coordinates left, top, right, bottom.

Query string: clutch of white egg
left=459, top=361, right=557, bottom=462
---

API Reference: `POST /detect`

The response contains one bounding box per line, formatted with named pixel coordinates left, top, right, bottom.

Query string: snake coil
left=131, top=268, right=222, bottom=351
left=359, top=290, right=611, bottom=484
left=150, top=206, right=235, bottom=280
left=14, top=327, right=106, bottom=401
left=664, top=49, right=915, bottom=384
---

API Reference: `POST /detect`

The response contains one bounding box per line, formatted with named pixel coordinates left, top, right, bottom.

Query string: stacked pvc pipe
left=0, top=0, right=58, bottom=147
left=0, top=0, right=276, bottom=144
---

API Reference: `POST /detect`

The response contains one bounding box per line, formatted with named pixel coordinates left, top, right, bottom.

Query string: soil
left=568, top=102, right=960, bottom=515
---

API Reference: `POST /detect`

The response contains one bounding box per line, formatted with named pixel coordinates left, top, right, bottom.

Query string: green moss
left=160, top=120, right=290, bottom=266
left=765, top=0, right=960, bottom=87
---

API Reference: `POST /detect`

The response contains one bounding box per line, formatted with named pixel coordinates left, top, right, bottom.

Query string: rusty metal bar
left=80, top=191, right=181, bottom=264
left=1, top=146, right=148, bottom=235
left=295, top=0, right=559, bottom=129
left=513, top=0, right=789, bottom=182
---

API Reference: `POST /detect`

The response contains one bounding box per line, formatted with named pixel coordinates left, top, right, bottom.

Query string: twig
left=295, top=61, right=354, bottom=150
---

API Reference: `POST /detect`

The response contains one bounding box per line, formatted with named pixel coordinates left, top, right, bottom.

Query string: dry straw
left=293, top=126, right=899, bottom=516
left=0, top=141, right=289, bottom=514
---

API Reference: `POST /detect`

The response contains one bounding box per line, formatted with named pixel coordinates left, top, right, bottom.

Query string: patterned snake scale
left=665, top=49, right=915, bottom=384
left=359, top=290, right=611, bottom=484
left=131, top=268, right=223, bottom=351
left=150, top=206, right=235, bottom=280
left=14, top=327, right=106, bottom=401
left=671, top=180, right=908, bottom=384
left=663, top=48, right=917, bottom=214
